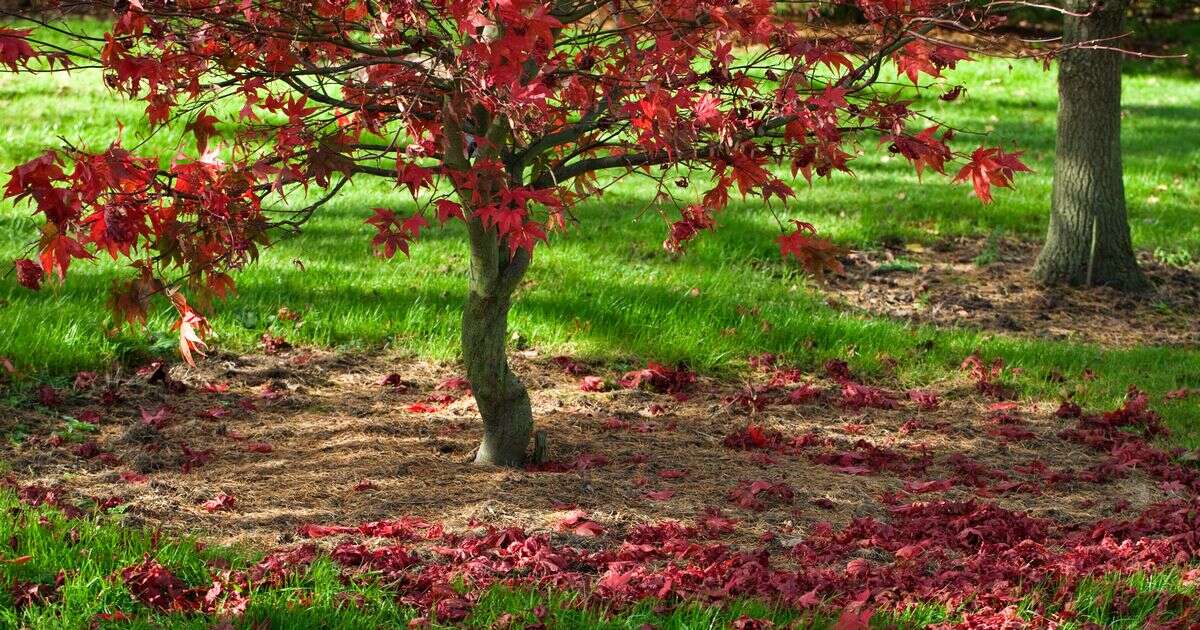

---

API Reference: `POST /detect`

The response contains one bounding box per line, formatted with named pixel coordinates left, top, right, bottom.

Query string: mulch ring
left=821, top=236, right=1200, bottom=348
left=3, top=349, right=1200, bottom=624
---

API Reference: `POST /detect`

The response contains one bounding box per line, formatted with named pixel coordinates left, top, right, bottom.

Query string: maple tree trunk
left=462, top=217, right=533, bottom=467
left=1033, top=0, right=1149, bottom=292
left=440, top=103, right=534, bottom=467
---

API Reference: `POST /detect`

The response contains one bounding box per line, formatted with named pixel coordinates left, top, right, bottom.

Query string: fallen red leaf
left=903, top=479, right=954, bottom=494
left=380, top=373, right=409, bottom=391
left=580, top=376, right=608, bottom=392
left=298, top=523, right=357, bottom=538
left=120, top=470, right=148, bottom=484
left=436, top=376, right=471, bottom=391
left=551, top=355, right=589, bottom=376
left=139, top=405, right=171, bottom=429
left=180, top=444, right=213, bottom=473
left=201, top=493, right=236, bottom=512
left=556, top=510, right=606, bottom=537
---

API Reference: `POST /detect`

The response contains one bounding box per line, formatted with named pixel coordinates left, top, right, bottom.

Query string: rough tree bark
left=1033, top=0, right=1150, bottom=291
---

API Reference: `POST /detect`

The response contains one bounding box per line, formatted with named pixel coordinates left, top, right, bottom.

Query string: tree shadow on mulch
left=822, top=237, right=1200, bottom=348
left=0, top=348, right=1177, bottom=552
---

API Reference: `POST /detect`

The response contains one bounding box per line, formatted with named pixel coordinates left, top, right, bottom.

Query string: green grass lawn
left=2, top=22, right=1199, bottom=444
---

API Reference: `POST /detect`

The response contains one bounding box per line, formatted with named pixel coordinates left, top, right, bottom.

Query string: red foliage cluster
left=523, top=452, right=614, bottom=474
left=723, top=425, right=785, bottom=450
left=0, top=0, right=1032, bottom=364
left=9, top=571, right=64, bottom=610
left=579, top=376, right=609, bottom=392
left=247, top=545, right=317, bottom=588
left=809, top=440, right=930, bottom=477
left=121, top=555, right=250, bottom=616
left=12, top=483, right=82, bottom=518
left=551, top=356, right=590, bottom=376
left=619, top=362, right=696, bottom=397
left=380, top=373, right=410, bottom=392
left=702, top=360, right=826, bottom=414
left=820, top=359, right=901, bottom=410
left=179, top=444, right=213, bottom=473
left=906, top=389, right=941, bottom=411
left=299, top=516, right=432, bottom=541
left=331, top=541, right=418, bottom=577
left=121, top=556, right=200, bottom=612
left=15, top=426, right=1200, bottom=627
left=557, top=510, right=607, bottom=537
left=139, top=405, right=170, bottom=429
left=728, top=480, right=795, bottom=511
left=960, top=354, right=1013, bottom=399
left=838, top=382, right=899, bottom=411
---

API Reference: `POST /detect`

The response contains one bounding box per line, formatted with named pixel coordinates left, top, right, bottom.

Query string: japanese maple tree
left=4, top=0, right=1031, bottom=466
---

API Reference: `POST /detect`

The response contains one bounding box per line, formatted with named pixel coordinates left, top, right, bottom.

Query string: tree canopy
left=3, top=0, right=1032, bottom=363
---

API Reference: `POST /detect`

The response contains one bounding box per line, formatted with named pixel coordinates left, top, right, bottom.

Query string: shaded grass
left=1, top=20, right=1199, bottom=446
left=0, top=489, right=1195, bottom=629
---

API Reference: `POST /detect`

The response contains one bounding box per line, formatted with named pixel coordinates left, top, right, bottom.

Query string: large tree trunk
left=462, top=217, right=533, bottom=467
left=1033, top=0, right=1149, bottom=292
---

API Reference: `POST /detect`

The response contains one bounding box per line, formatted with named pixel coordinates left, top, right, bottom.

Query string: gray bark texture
left=1033, top=0, right=1150, bottom=291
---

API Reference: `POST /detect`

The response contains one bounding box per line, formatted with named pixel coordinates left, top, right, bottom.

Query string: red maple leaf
left=903, top=479, right=954, bottom=494
left=122, top=557, right=197, bottom=611
left=185, top=109, right=220, bottom=154
left=954, top=147, right=1033, bottom=204
left=13, top=258, right=43, bottom=290
left=556, top=510, right=606, bottom=537
left=0, top=27, right=36, bottom=70
left=434, top=199, right=465, bottom=224
left=395, top=162, right=434, bottom=199
left=139, top=405, right=171, bottom=429
left=180, top=444, right=213, bottom=473
left=778, top=221, right=844, bottom=275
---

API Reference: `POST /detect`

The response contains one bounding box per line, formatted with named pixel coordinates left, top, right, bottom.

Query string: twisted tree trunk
left=442, top=102, right=534, bottom=467
left=461, top=221, right=533, bottom=467
left=1033, top=0, right=1149, bottom=291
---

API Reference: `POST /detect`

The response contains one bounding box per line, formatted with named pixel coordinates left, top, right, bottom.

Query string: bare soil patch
left=823, top=237, right=1200, bottom=348
left=0, top=348, right=1173, bottom=551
